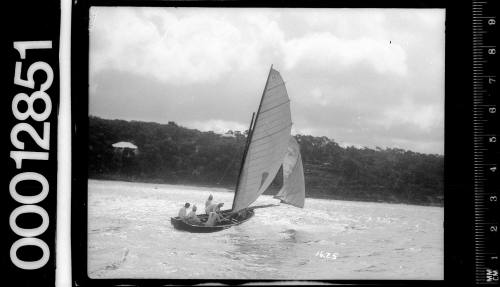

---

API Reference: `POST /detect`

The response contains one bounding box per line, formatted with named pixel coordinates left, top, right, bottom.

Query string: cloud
left=89, top=7, right=445, bottom=154
left=380, top=99, right=444, bottom=131
left=90, top=8, right=283, bottom=85
left=283, top=32, right=407, bottom=75
left=185, top=119, right=247, bottom=134
left=91, top=8, right=408, bottom=85
left=308, top=87, right=330, bottom=106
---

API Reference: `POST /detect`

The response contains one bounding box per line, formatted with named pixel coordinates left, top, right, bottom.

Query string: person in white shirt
left=205, top=194, right=213, bottom=214
left=186, top=205, right=201, bottom=224
left=178, top=202, right=190, bottom=219
left=205, top=211, right=223, bottom=227
left=206, top=202, right=224, bottom=214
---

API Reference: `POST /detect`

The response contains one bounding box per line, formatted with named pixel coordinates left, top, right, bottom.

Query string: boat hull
left=170, top=209, right=254, bottom=233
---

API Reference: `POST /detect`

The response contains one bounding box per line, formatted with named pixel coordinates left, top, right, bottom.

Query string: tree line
left=88, top=116, right=444, bottom=206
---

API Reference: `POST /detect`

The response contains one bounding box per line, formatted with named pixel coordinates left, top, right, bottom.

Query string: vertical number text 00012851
left=9, top=41, right=53, bottom=270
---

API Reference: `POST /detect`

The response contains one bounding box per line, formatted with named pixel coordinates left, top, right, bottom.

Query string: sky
left=89, top=7, right=445, bottom=155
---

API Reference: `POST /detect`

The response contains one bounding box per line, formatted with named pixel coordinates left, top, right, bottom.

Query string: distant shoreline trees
left=88, top=116, right=444, bottom=206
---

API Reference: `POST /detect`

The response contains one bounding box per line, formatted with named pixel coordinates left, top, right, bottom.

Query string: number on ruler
left=487, top=269, right=499, bottom=282
left=488, top=19, right=496, bottom=25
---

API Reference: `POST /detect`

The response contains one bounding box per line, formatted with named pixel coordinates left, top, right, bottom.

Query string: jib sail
left=274, top=136, right=305, bottom=208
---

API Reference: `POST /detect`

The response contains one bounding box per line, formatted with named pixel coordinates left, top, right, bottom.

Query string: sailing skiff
left=170, top=209, right=255, bottom=233
left=171, top=66, right=305, bottom=233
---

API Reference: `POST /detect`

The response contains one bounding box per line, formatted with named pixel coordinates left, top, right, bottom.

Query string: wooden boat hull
left=170, top=209, right=254, bottom=233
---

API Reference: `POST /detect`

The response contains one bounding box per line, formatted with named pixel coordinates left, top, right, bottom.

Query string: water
left=88, top=179, right=443, bottom=280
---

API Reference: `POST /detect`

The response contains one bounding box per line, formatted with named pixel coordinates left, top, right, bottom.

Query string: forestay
left=232, top=67, right=292, bottom=212
left=274, top=137, right=305, bottom=208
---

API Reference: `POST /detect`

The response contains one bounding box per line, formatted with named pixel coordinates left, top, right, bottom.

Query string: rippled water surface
left=88, top=179, right=443, bottom=279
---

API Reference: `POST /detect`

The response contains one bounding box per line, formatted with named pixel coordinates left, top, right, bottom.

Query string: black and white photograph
left=87, top=7, right=445, bottom=280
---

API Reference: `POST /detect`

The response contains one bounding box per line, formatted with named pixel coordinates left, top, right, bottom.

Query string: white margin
left=56, top=0, right=72, bottom=286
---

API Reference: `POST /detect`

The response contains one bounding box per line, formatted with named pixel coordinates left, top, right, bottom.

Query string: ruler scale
left=472, top=0, right=498, bottom=285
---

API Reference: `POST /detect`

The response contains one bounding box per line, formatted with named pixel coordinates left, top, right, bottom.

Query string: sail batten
left=260, top=94, right=289, bottom=105
left=253, top=120, right=289, bottom=134
left=260, top=100, right=291, bottom=114
left=232, top=67, right=292, bottom=212
left=266, top=82, right=287, bottom=92
left=251, top=125, right=292, bottom=143
left=253, top=118, right=290, bottom=131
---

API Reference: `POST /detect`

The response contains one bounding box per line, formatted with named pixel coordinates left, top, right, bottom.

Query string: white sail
left=232, top=67, right=292, bottom=212
left=274, top=137, right=305, bottom=208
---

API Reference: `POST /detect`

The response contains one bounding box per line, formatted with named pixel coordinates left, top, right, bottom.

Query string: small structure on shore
left=221, top=131, right=236, bottom=138
left=112, top=141, right=138, bottom=158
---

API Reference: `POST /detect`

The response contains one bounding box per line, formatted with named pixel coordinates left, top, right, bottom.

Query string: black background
left=0, top=0, right=487, bottom=286
left=72, top=0, right=478, bottom=286
left=3, top=0, right=60, bottom=286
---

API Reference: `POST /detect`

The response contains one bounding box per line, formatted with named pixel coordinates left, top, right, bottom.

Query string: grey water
left=88, top=179, right=443, bottom=279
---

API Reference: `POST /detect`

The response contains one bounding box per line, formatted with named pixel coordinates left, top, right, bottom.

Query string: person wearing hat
left=206, top=202, right=224, bottom=214
left=186, top=205, right=201, bottom=224
left=205, top=211, right=223, bottom=227
left=205, top=194, right=213, bottom=214
left=178, top=202, right=190, bottom=219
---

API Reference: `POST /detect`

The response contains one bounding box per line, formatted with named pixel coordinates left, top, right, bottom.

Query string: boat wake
left=89, top=248, right=129, bottom=277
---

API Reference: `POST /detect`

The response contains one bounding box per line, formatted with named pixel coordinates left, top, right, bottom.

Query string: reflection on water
left=280, top=229, right=298, bottom=242
left=88, top=179, right=443, bottom=279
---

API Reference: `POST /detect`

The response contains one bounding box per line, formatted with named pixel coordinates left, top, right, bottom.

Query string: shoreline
left=88, top=177, right=444, bottom=208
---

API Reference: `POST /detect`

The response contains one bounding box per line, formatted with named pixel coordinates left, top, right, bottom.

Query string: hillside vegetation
left=88, top=116, right=444, bottom=206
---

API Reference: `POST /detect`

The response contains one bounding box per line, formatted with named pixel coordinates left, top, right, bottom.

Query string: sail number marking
left=9, top=40, right=53, bottom=270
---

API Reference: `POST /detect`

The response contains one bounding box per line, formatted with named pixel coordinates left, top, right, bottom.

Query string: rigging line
left=216, top=151, right=239, bottom=185
left=247, top=204, right=279, bottom=210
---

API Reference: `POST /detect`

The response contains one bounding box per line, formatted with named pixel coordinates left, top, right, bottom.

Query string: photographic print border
left=71, top=0, right=473, bottom=286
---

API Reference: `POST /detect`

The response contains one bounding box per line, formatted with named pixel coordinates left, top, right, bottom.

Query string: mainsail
left=274, top=137, right=305, bottom=208
left=232, top=67, right=292, bottom=212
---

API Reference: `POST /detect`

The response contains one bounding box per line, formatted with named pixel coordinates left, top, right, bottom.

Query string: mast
left=232, top=112, right=255, bottom=210
left=231, top=65, right=274, bottom=211
left=251, top=65, right=274, bottom=142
